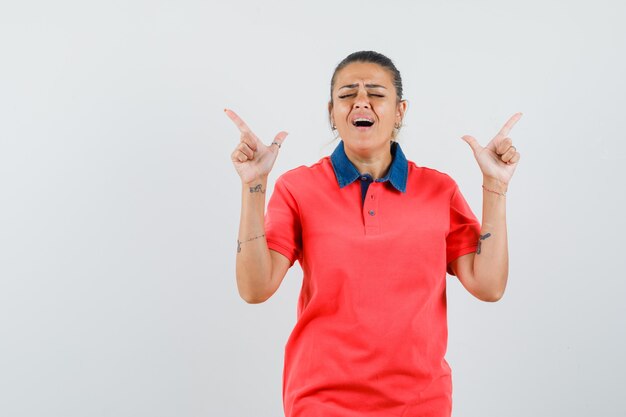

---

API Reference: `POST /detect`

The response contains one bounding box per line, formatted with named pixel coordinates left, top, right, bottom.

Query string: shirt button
left=369, top=210, right=375, bottom=216
left=361, top=176, right=368, bottom=181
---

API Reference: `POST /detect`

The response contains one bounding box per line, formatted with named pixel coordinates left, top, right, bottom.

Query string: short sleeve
left=265, top=176, right=302, bottom=267
left=446, top=184, right=481, bottom=275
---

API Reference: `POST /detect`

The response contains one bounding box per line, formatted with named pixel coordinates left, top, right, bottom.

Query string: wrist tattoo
left=249, top=184, right=265, bottom=193
left=237, top=234, right=265, bottom=253
left=476, top=233, right=492, bottom=255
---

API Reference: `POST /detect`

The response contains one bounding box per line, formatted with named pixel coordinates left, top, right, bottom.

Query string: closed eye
left=338, top=93, right=385, bottom=99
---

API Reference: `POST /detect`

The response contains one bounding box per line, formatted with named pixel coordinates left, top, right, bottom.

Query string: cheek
left=333, top=105, right=350, bottom=120
left=374, top=103, right=395, bottom=121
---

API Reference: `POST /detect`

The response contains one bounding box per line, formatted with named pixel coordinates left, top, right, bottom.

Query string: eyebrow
left=338, top=83, right=387, bottom=90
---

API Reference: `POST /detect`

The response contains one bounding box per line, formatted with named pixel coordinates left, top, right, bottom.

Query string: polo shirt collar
left=330, top=140, right=408, bottom=192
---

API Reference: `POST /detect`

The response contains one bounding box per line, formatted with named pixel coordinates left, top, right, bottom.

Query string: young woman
left=226, top=51, right=521, bottom=417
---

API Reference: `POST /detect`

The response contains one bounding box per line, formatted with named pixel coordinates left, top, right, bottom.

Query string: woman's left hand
left=461, top=112, right=522, bottom=187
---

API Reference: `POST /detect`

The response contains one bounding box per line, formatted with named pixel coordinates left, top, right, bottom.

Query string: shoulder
left=406, top=160, right=459, bottom=194
left=275, top=156, right=333, bottom=188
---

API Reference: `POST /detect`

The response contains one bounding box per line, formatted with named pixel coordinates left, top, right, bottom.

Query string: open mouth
left=352, top=117, right=375, bottom=128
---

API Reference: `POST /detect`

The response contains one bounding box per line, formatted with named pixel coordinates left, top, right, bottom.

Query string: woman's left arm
left=449, top=113, right=522, bottom=302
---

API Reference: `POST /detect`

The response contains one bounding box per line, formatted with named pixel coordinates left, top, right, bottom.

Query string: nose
left=353, top=89, right=370, bottom=109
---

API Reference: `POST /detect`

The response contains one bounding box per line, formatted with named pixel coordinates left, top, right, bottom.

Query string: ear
left=328, top=101, right=334, bottom=125
left=396, top=100, right=408, bottom=124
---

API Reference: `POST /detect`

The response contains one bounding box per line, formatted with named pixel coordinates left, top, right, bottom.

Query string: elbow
left=236, top=276, right=271, bottom=304
left=479, top=286, right=506, bottom=302
left=236, top=263, right=273, bottom=304
left=473, top=272, right=507, bottom=302
left=480, top=291, right=504, bottom=302
left=238, top=287, right=270, bottom=304
left=241, top=293, right=269, bottom=304
left=243, top=297, right=266, bottom=304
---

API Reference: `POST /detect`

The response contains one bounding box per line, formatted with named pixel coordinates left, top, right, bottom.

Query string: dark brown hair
left=329, top=50, right=404, bottom=105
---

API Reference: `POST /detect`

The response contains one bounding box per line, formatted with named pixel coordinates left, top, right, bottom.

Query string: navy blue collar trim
left=329, top=140, right=408, bottom=192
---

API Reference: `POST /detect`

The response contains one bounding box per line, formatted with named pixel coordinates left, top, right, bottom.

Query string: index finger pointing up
left=496, top=112, right=523, bottom=139
left=224, top=108, right=251, bottom=133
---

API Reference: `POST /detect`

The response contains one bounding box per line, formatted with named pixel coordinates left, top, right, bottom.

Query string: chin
left=343, top=135, right=388, bottom=151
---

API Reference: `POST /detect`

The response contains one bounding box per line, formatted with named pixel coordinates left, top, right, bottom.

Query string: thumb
left=269, top=131, right=288, bottom=152
left=461, top=135, right=482, bottom=155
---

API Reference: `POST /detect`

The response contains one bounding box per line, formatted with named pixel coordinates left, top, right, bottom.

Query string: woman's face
left=329, top=62, right=406, bottom=155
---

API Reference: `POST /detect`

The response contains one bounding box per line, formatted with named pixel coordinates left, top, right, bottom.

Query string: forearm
left=236, top=177, right=273, bottom=302
left=473, top=176, right=509, bottom=300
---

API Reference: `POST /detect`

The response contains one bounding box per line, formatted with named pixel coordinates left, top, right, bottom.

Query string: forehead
left=334, top=62, right=394, bottom=88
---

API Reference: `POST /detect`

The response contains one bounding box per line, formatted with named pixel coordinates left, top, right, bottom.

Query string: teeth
left=352, top=117, right=375, bottom=127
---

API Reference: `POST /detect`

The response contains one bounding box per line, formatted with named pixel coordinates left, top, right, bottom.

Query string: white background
left=1, top=0, right=625, bottom=416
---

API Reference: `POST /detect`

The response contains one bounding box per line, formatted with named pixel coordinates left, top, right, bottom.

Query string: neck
left=343, top=141, right=393, bottom=179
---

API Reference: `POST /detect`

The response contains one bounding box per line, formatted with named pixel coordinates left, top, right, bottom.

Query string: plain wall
left=1, top=0, right=625, bottom=416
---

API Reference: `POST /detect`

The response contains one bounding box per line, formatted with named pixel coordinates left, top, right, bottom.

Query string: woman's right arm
left=226, top=109, right=291, bottom=303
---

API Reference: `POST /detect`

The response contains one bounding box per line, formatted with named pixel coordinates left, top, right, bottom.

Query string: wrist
left=243, top=175, right=268, bottom=188
left=482, top=176, right=508, bottom=194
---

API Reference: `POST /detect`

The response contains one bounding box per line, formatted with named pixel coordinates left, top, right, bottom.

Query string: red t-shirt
left=265, top=142, right=480, bottom=417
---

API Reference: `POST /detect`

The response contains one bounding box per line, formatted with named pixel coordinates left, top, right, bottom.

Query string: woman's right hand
left=225, top=109, right=288, bottom=184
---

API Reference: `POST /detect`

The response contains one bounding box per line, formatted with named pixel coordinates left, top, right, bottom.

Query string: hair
left=328, top=51, right=405, bottom=140
left=330, top=50, right=403, bottom=105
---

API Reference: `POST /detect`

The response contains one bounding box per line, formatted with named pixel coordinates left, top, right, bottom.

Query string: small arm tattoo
left=237, top=234, right=265, bottom=253
left=476, top=233, right=492, bottom=255
left=249, top=184, right=265, bottom=193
